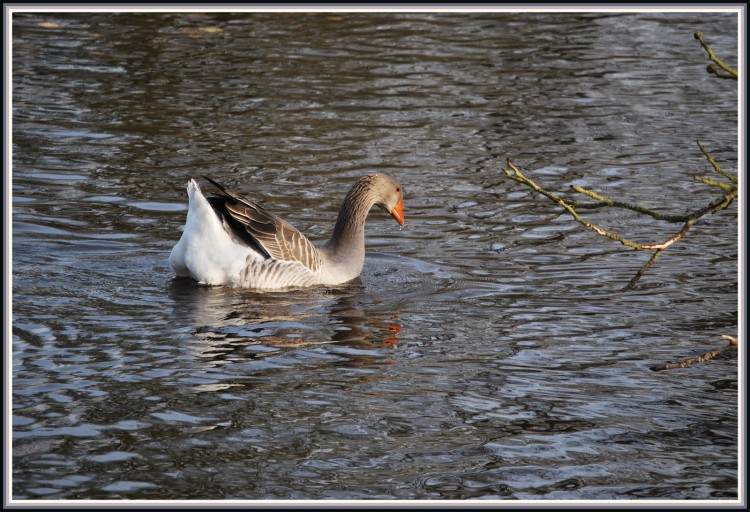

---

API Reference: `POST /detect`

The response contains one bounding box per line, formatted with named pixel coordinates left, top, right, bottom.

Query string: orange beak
left=390, top=198, right=405, bottom=226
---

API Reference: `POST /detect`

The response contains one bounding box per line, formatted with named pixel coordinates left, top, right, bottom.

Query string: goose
left=169, top=174, right=405, bottom=289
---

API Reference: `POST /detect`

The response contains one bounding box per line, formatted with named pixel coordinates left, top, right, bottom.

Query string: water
left=11, top=11, right=740, bottom=502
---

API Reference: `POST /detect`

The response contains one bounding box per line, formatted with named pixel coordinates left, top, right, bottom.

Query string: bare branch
left=722, top=334, right=738, bottom=346
left=499, top=34, right=736, bottom=293
left=693, top=175, right=736, bottom=191
left=689, top=187, right=738, bottom=218
left=501, top=142, right=736, bottom=290
left=503, top=159, right=646, bottom=250
left=694, top=31, right=738, bottom=79
left=571, top=186, right=689, bottom=223
left=697, top=139, right=737, bottom=183
left=651, top=335, right=739, bottom=371
left=621, top=249, right=663, bottom=292
left=641, top=219, right=696, bottom=250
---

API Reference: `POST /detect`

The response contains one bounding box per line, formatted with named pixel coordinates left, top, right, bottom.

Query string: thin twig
left=503, top=159, right=646, bottom=250
left=688, top=187, right=738, bottom=218
left=694, top=31, right=738, bottom=79
left=651, top=335, right=739, bottom=371
left=640, top=219, right=695, bottom=250
left=571, top=186, right=689, bottom=223
left=620, top=249, right=663, bottom=291
left=722, top=334, right=739, bottom=345
left=697, top=139, right=737, bottom=183
left=706, top=65, right=737, bottom=80
left=500, top=33, right=738, bottom=291
left=693, top=175, right=736, bottom=191
left=501, top=145, right=737, bottom=290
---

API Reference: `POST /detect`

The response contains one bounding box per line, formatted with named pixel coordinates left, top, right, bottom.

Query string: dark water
left=11, top=11, right=740, bottom=502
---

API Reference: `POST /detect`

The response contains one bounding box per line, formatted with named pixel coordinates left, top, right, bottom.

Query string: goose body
left=169, top=174, right=404, bottom=289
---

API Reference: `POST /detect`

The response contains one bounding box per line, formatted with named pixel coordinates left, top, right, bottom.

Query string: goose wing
left=204, top=177, right=321, bottom=273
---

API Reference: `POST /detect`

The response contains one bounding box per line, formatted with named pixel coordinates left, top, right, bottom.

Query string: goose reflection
left=166, top=277, right=401, bottom=370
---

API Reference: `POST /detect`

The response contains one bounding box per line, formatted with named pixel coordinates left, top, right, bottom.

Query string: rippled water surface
left=11, top=11, right=740, bottom=502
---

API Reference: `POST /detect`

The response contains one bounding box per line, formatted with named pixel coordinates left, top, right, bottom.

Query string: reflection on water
left=11, top=10, right=739, bottom=501
left=167, top=275, right=403, bottom=373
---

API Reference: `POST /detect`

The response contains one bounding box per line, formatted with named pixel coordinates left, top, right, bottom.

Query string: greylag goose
left=169, top=174, right=405, bottom=289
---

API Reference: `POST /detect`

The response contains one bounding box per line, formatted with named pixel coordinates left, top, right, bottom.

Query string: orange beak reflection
left=390, top=198, right=405, bottom=226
